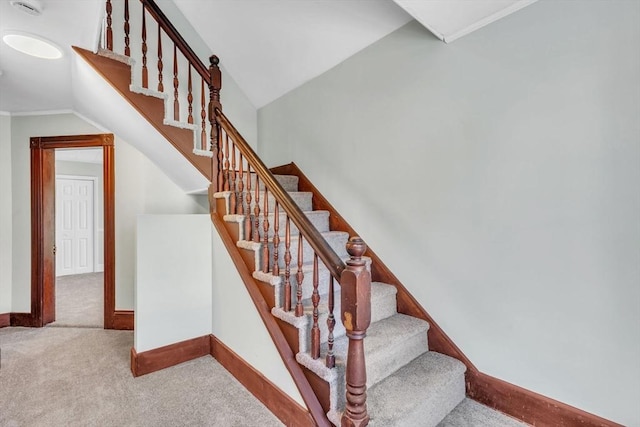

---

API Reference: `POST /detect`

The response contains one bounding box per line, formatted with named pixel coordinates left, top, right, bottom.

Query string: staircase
left=213, top=175, right=467, bottom=425
left=77, top=1, right=521, bottom=426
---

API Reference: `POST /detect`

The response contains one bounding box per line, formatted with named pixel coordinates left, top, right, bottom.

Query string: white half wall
left=211, top=224, right=304, bottom=407
left=258, top=1, right=640, bottom=425
left=0, top=114, right=12, bottom=313
left=135, top=214, right=212, bottom=352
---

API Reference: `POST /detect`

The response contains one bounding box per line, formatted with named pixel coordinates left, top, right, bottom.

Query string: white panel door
left=56, top=178, right=94, bottom=276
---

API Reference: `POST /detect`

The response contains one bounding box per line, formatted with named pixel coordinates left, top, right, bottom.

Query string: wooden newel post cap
left=209, top=55, right=219, bottom=67
left=341, top=236, right=371, bottom=334
left=346, top=236, right=366, bottom=265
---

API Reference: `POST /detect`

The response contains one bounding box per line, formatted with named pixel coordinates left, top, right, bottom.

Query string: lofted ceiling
left=0, top=0, right=537, bottom=113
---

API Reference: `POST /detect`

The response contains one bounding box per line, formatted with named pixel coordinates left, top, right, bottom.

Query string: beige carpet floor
left=50, top=272, right=103, bottom=328
left=0, top=327, right=284, bottom=427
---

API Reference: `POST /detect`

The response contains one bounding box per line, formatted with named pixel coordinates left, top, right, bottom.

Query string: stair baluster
left=284, top=217, right=292, bottom=311
left=253, top=178, right=260, bottom=243
left=237, top=153, right=244, bottom=216
left=200, top=79, right=206, bottom=150
left=187, top=65, right=193, bottom=124
left=272, top=202, right=280, bottom=276
left=223, top=132, right=230, bottom=192
left=341, top=237, right=371, bottom=427
left=244, top=165, right=253, bottom=240
left=229, top=139, right=237, bottom=214
left=326, top=276, right=336, bottom=368
left=173, top=44, right=179, bottom=121
left=262, top=187, right=269, bottom=272
left=157, top=24, right=163, bottom=92
left=124, top=0, right=130, bottom=56
left=105, top=0, right=113, bottom=51
left=295, top=234, right=304, bottom=316
left=311, top=254, right=320, bottom=359
left=141, top=5, right=148, bottom=88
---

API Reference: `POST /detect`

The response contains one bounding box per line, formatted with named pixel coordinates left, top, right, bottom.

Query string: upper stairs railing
left=104, top=1, right=372, bottom=425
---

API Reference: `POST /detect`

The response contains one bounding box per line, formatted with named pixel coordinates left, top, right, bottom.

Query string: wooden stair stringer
left=72, top=46, right=212, bottom=181
left=209, top=187, right=330, bottom=427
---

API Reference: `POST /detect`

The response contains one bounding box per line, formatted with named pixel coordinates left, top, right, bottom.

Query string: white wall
left=155, top=0, right=259, bottom=149
left=258, top=1, right=640, bottom=425
left=114, top=139, right=207, bottom=309
left=136, top=214, right=212, bottom=352
left=0, top=114, right=12, bottom=314
left=9, top=112, right=207, bottom=312
left=55, top=159, right=105, bottom=271
left=211, top=227, right=304, bottom=407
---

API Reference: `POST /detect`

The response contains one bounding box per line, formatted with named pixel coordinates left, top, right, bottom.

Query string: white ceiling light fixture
left=10, top=0, right=44, bottom=16
left=2, top=31, right=63, bottom=59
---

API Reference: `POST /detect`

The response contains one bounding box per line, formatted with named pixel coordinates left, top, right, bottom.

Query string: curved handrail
left=215, top=108, right=346, bottom=282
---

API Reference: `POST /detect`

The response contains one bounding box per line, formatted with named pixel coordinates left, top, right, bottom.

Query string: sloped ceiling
left=0, top=0, right=538, bottom=113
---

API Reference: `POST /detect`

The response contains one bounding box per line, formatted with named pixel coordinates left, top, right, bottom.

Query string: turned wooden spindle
left=173, top=44, right=179, bottom=121
left=200, top=79, right=206, bottom=150
left=124, top=0, right=130, bottom=56
left=105, top=0, right=113, bottom=51
left=244, top=166, right=253, bottom=240
left=326, top=276, right=336, bottom=368
left=237, top=154, right=244, bottom=216
left=284, top=216, right=292, bottom=311
left=341, top=237, right=371, bottom=427
left=157, top=24, right=163, bottom=92
left=273, top=202, right=280, bottom=276
left=187, top=66, right=193, bottom=124
left=262, top=187, right=269, bottom=273
left=253, top=178, right=260, bottom=243
left=141, top=6, right=148, bottom=88
left=311, top=253, right=320, bottom=359
left=229, top=139, right=237, bottom=214
left=295, top=234, right=304, bottom=317
left=223, top=133, right=230, bottom=192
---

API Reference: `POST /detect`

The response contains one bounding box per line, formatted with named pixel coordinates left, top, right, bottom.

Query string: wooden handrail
left=140, top=0, right=209, bottom=81
left=215, top=109, right=347, bottom=282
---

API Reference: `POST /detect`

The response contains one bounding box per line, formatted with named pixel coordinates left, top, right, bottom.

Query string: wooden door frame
left=29, top=134, right=131, bottom=329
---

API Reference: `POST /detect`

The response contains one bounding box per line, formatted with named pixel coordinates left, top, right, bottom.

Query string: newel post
left=208, top=55, right=223, bottom=193
left=341, top=237, right=371, bottom=427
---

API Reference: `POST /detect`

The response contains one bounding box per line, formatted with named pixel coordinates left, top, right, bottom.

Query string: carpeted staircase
left=76, top=26, right=526, bottom=426
left=214, top=178, right=467, bottom=426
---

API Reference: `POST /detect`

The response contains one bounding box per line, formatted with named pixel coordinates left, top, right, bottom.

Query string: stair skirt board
left=83, top=42, right=623, bottom=427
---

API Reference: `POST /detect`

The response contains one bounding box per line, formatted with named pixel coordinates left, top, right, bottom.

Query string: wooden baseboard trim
left=0, top=313, right=10, bottom=328
left=210, top=335, right=314, bottom=427
left=112, top=310, right=134, bottom=330
left=9, top=312, right=38, bottom=327
left=468, top=371, right=623, bottom=427
left=130, top=335, right=210, bottom=377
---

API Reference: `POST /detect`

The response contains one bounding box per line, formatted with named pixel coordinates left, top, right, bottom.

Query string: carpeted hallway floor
left=50, top=272, right=104, bottom=328
left=0, top=327, right=284, bottom=426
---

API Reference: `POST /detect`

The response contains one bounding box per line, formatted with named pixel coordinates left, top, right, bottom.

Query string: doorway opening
left=29, top=134, right=129, bottom=329
left=51, top=148, right=103, bottom=327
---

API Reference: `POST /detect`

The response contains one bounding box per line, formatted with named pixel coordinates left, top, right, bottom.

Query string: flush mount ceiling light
left=10, top=0, right=43, bottom=16
left=2, top=32, right=63, bottom=59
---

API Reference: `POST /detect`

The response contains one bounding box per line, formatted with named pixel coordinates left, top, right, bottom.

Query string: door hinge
left=53, top=245, right=56, bottom=255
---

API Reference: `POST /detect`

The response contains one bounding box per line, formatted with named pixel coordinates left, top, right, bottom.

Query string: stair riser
left=267, top=232, right=349, bottom=271
left=365, top=333, right=428, bottom=388
left=240, top=192, right=314, bottom=214
left=252, top=211, right=330, bottom=239
left=228, top=173, right=299, bottom=193
left=301, top=287, right=398, bottom=346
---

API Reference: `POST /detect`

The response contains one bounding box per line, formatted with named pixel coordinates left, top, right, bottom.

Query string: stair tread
left=437, top=399, right=528, bottom=427
left=367, top=351, right=467, bottom=427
